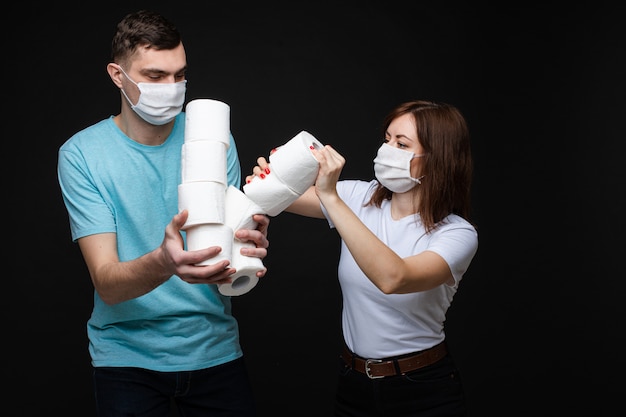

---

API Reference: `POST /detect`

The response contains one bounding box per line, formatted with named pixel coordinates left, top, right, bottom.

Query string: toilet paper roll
left=185, top=223, right=233, bottom=266
left=269, top=130, right=323, bottom=195
left=184, top=99, right=231, bottom=146
left=242, top=171, right=300, bottom=217
left=218, top=240, right=264, bottom=296
left=181, top=140, right=227, bottom=184
left=178, top=181, right=226, bottom=229
left=224, top=185, right=265, bottom=231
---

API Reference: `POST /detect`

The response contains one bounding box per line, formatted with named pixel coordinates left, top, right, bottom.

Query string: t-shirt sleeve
left=57, top=143, right=116, bottom=242
left=427, top=222, right=478, bottom=285
left=226, top=133, right=242, bottom=189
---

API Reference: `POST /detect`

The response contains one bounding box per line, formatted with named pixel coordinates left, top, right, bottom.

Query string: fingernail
left=270, top=148, right=276, bottom=153
left=260, top=173, right=266, bottom=179
left=246, top=178, right=251, bottom=184
left=309, top=145, right=315, bottom=149
left=264, top=167, right=270, bottom=174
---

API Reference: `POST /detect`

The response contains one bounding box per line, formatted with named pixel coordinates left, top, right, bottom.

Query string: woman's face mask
left=118, top=66, right=187, bottom=125
left=373, top=143, right=425, bottom=193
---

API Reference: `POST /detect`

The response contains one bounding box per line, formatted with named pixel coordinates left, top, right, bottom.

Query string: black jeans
left=93, top=357, right=256, bottom=417
left=334, top=354, right=467, bottom=417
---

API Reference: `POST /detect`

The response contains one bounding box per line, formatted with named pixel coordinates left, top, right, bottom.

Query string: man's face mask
left=118, top=66, right=187, bottom=125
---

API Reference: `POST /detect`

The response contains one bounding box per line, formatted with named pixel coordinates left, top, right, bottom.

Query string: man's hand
left=161, top=210, right=237, bottom=284
left=234, top=213, right=270, bottom=277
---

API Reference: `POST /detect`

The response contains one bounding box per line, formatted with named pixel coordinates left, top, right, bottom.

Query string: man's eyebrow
left=140, top=68, right=168, bottom=75
left=140, top=66, right=187, bottom=75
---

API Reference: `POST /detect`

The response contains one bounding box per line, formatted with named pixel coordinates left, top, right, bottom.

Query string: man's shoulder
left=61, top=117, right=115, bottom=150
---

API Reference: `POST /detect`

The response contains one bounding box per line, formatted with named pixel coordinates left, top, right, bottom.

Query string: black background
left=12, top=1, right=625, bottom=416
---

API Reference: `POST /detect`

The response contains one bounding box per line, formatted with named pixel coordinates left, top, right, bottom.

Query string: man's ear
left=107, top=63, right=124, bottom=88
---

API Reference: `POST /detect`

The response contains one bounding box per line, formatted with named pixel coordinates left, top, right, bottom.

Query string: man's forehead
left=129, top=44, right=186, bottom=72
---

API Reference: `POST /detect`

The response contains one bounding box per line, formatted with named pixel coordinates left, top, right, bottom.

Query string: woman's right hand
left=310, top=145, right=345, bottom=196
left=245, top=156, right=272, bottom=184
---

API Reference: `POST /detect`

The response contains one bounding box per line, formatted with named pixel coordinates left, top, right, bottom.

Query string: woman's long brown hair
left=367, top=100, right=473, bottom=233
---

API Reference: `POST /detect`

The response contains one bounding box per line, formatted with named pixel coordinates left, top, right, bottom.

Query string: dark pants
left=93, top=357, right=256, bottom=417
left=334, top=354, right=467, bottom=417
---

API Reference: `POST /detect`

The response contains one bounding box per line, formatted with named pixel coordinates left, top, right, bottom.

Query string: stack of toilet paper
left=243, top=130, right=324, bottom=216
left=179, top=99, right=231, bottom=265
left=178, top=99, right=324, bottom=296
left=179, top=98, right=265, bottom=296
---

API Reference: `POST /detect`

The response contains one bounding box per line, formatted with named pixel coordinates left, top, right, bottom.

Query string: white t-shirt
left=322, top=180, right=478, bottom=359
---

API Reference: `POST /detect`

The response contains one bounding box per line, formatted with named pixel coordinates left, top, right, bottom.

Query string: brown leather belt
left=341, top=342, right=448, bottom=379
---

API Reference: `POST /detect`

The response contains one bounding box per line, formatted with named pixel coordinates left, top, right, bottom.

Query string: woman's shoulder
left=436, top=214, right=478, bottom=239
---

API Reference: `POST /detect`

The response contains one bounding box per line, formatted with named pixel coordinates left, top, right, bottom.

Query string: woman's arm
left=312, top=146, right=453, bottom=294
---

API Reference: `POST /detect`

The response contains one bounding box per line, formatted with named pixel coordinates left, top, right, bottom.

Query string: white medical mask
left=118, top=66, right=187, bottom=125
left=373, top=143, right=426, bottom=193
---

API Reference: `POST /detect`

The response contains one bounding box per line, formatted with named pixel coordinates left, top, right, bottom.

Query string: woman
left=248, top=100, right=478, bottom=416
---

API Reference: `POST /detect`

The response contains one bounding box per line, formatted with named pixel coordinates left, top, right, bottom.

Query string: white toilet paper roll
left=224, top=185, right=265, bottom=231
left=269, top=130, right=323, bottom=195
left=178, top=181, right=226, bottom=229
left=185, top=223, right=233, bottom=266
left=242, top=171, right=300, bottom=217
left=218, top=240, right=263, bottom=296
left=181, top=140, right=227, bottom=184
left=184, top=99, right=231, bottom=146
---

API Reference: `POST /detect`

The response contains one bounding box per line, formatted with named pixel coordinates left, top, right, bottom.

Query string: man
left=57, top=10, right=268, bottom=416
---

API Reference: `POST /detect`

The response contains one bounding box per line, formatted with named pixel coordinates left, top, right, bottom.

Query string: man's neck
left=114, top=104, right=175, bottom=146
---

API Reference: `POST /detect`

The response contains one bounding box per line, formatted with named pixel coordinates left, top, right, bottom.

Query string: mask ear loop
left=113, top=64, right=140, bottom=108
left=411, top=153, right=426, bottom=184
left=116, top=65, right=138, bottom=86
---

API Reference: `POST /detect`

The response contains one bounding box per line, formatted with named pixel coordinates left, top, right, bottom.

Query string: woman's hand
left=310, top=145, right=345, bottom=198
left=245, top=156, right=271, bottom=184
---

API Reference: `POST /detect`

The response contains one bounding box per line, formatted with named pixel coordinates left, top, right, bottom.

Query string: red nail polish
left=260, top=173, right=266, bottom=179
left=264, top=167, right=270, bottom=174
left=309, top=145, right=315, bottom=149
left=246, top=178, right=251, bottom=184
left=271, top=148, right=276, bottom=153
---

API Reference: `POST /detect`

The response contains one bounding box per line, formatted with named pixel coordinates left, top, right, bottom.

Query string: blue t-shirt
left=57, top=113, right=243, bottom=371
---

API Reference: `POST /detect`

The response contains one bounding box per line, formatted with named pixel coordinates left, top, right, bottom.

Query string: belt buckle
left=365, top=358, right=384, bottom=379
